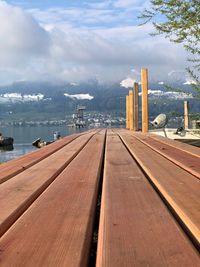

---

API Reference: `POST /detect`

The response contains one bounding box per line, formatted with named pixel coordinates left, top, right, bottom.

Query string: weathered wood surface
left=119, top=131, right=200, bottom=247
left=0, top=131, right=96, bottom=238
left=0, top=130, right=96, bottom=185
left=0, top=131, right=105, bottom=267
left=96, top=131, right=200, bottom=266
left=0, top=128, right=199, bottom=266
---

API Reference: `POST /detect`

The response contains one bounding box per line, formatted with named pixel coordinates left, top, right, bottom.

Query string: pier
left=0, top=68, right=199, bottom=266
left=0, top=128, right=199, bottom=266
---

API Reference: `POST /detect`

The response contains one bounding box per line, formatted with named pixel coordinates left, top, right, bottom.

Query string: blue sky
left=7, top=0, right=79, bottom=9
left=0, top=0, right=189, bottom=85
left=16, top=0, right=144, bottom=28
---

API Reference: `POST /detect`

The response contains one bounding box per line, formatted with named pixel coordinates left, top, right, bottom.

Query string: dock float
left=0, top=129, right=199, bottom=266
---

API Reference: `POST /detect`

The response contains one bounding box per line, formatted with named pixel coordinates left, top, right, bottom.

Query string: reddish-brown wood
left=119, top=132, right=200, bottom=247
left=96, top=132, right=200, bottom=267
left=0, top=131, right=105, bottom=267
left=0, top=128, right=199, bottom=266
left=0, top=131, right=94, bottom=185
left=133, top=133, right=200, bottom=180
left=148, top=132, right=200, bottom=157
left=0, top=132, right=95, bottom=238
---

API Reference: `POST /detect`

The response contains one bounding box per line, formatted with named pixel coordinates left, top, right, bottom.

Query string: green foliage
left=190, top=112, right=200, bottom=120
left=139, top=0, right=200, bottom=91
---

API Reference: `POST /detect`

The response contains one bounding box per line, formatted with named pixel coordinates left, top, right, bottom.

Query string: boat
left=32, top=138, right=53, bottom=148
left=32, top=132, right=61, bottom=149
left=0, top=134, right=14, bottom=147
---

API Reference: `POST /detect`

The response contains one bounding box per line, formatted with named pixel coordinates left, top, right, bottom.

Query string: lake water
left=0, top=125, right=88, bottom=163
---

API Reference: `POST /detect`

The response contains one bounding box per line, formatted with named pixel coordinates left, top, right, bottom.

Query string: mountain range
left=0, top=80, right=199, bottom=122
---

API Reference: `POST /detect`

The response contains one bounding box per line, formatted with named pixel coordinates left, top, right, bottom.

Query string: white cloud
left=138, top=90, right=193, bottom=99
left=0, top=93, right=44, bottom=103
left=28, top=6, right=119, bottom=29
left=120, top=78, right=136, bottom=88
left=70, top=82, right=79, bottom=86
left=183, top=79, right=197, bottom=85
left=114, top=0, right=144, bottom=8
left=0, top=1, right=50, bottom=67
left=0, top=1, right=189, bottom=85
left=64, top=93, right=94, bottom=100
left=45, top=24, right=187, bottom=83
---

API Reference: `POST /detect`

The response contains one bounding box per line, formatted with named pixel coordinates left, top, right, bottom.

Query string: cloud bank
left=64, top=93, right=94, bottom=100
left=0, top=1, right=189, bottom=85
left=0, top=93, right=44, bottom=103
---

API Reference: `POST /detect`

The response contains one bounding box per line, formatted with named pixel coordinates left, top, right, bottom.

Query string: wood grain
left=96, top=132, right=200, bottom=266
left=133, top=133, right=200, bottom=180
left=0, top=130, right=96, bottom=185
left=0, top=132, right=95, bottom=238
left=148, top=132, right=200, bottom=157
left=119, top=132, right=200, bottom=247
left=141, top=68, right=148, bottom=133
left=133, top=82, right=139, bottom=131
left=0, top=131, right=105, bottom=267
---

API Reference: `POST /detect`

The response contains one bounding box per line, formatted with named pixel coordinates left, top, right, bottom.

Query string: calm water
left=0, top=125, right=87, bottom=163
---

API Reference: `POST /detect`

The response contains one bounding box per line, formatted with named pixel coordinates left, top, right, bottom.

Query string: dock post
left=126, top=95, right=130, bottom=129
left=141, top=68, right=149, bottom=133
left=184, top=100, right=189, bottom=129
left=129, top=90, right=134, bottom=130
left=133, top=82, right=139, bottom=131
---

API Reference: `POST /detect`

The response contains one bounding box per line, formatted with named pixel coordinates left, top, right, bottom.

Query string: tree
left=139, top=0, right=200, bottom=93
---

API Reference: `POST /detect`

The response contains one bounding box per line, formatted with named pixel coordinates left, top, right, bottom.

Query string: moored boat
left=0, top=134, right=14, bottom=147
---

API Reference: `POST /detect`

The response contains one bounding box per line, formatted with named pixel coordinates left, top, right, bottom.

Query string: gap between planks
left=96, top=130, right=200, bottom=267
left=117, top=131, right=200, bottom=249
left=0, top=131, right=106, bottom=267
left=132, top=133, right=200, bottom=180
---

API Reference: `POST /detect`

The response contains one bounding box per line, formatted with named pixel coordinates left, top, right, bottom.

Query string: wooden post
left=133, top=82, right=139, bottom=131
left=141, top=68, right=149, bottom=133
left=129, top=90, right=134, bottom=130
left=184, top=100, right=189, bottom=129
left=126, top=95, right=130, bottom=129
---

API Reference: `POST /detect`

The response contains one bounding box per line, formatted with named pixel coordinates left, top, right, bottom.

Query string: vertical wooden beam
left=141, top=68, right=149, bottom=133
left=126, top=95, right=130, bottom=129
left=133, top=82, right=139, bottom=131
left=184, top=100, right=189, bottom=129
left=129, top=90, right=134, bottom=130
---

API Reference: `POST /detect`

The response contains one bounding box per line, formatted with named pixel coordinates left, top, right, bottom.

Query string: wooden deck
left=0, top=129, right=199, bottom=266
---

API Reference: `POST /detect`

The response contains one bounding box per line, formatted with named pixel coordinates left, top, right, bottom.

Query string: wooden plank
left=141, top=68, right=148, bottom=133
left=0, top=131, right=105, bottom=267
left=126, top=95, right=130, bottom=129
left=133, top=133, right=200, bottom=180
left=96, top=132, right=200, bottom=267
left=0, top=132, right=96, bottom=238
left=0, top=130, right=95, bottom=185
left=184, top=100, right=189, bottom=129
left=148, top=132, right=200, bottom=157
left=119, top=132, right=200, bottom=247
left=129, top=90, right=134, bottom=130
left=133, top=82, right=139, bottom=131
